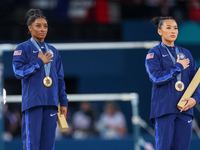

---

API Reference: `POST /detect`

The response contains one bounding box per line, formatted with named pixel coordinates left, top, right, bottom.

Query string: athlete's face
left=28, top=18, right=48, bottom=42
left=158, top=19, right=178, bottom=46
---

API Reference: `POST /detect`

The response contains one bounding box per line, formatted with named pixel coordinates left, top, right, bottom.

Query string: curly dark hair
left=25, top=8, right=47, bottom=26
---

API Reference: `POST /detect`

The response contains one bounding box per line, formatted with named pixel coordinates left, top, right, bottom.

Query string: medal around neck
left=43, top=76, right=52, bottom=87
left=30, top=38, right=52, bottom=88
left=161, top=43, right=184, bottom=92
left=175, top=81, right=184, bottom=91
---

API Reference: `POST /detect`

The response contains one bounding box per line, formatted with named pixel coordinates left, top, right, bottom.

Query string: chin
left=38, top=36, right=46, bottom=40
left=41, top=35, right=46, bottom=38
left=168, top=39, right=176, bottom=42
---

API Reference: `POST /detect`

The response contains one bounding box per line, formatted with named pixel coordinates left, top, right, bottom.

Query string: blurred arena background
left=1, top=0, right=200, bottom=150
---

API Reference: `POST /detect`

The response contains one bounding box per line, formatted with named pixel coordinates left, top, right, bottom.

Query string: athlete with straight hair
left=145, top=16, right=200, bottom=150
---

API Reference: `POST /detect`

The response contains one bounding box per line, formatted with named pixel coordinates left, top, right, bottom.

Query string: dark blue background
left=2, top=20, right=200, bottom=150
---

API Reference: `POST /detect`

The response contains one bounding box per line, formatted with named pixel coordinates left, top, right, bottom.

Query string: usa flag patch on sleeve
left=146, top=53, right=154, bottom=59
left=13, top=50, right=22, bottom=56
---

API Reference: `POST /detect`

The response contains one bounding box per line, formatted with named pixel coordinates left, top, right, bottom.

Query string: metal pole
left=130, top=93, right=140, bottom=150
left=0, top=63, right=4, bottom=150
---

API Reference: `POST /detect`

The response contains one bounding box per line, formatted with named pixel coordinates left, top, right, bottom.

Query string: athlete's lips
left=39, top=33, right=46, bottom=36
left=170, top=35, right=175, bottom=38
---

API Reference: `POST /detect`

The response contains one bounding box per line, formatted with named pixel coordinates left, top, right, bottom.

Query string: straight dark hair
left=151, top=16, right=175, bottom=29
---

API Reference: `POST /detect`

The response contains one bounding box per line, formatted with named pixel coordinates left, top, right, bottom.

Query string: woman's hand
left=179, top=98, right=196, bottom=112
left=176, top=55, right=190, bottom=70
left=38, top=50, right=53, bottom=64
left=60, top=106, right=67, bottom=119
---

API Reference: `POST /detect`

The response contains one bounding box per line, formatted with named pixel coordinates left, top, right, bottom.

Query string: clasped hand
left=179, top=98, right=196, bottom=112
left=38, top=50, right=53, bottom=64
left=60, top=106, right=67, bottom=119
left=176, top=55, right=189, bottom=70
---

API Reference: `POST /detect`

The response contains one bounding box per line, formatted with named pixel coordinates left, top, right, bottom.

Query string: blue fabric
left=21, top=106, right=58, bottom=150
left=30, top=37, right=51, bottom=78
left=12, top=38, right=68, bottom=112
left=145, top=43, right=200, bottom=121
left=13, top=63, right=40, bottom=77
left=165, top=45, right=176, bottom=58
left=155, top=118, right=159, bottom=150
left=154, top=114, right=192, bottom=150
left=161, top=42, right=182, bottom=82
left=25, top=110, right=30, bottom=150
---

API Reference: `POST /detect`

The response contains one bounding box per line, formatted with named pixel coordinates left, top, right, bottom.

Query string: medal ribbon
left=161, top=42, right=181, bottom=82
left=30, top=37, right=51, bottom=78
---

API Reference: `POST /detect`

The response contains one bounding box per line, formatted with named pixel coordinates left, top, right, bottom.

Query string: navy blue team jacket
left=12, top=39, right=68, bottom=112
left=145, top=43, right=200, bottom=121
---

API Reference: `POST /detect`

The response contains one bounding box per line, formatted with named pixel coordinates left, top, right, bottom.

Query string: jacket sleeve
left=12, top=44, right=44, bottom=79
left=145, top=49, right=184, bottom=85
left=56, top=51, right=68, bottom=107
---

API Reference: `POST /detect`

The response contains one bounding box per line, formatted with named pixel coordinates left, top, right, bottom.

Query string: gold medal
left=43, top=77, right=52, bottom=87
left=175, top=81, right=184, bottom=91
